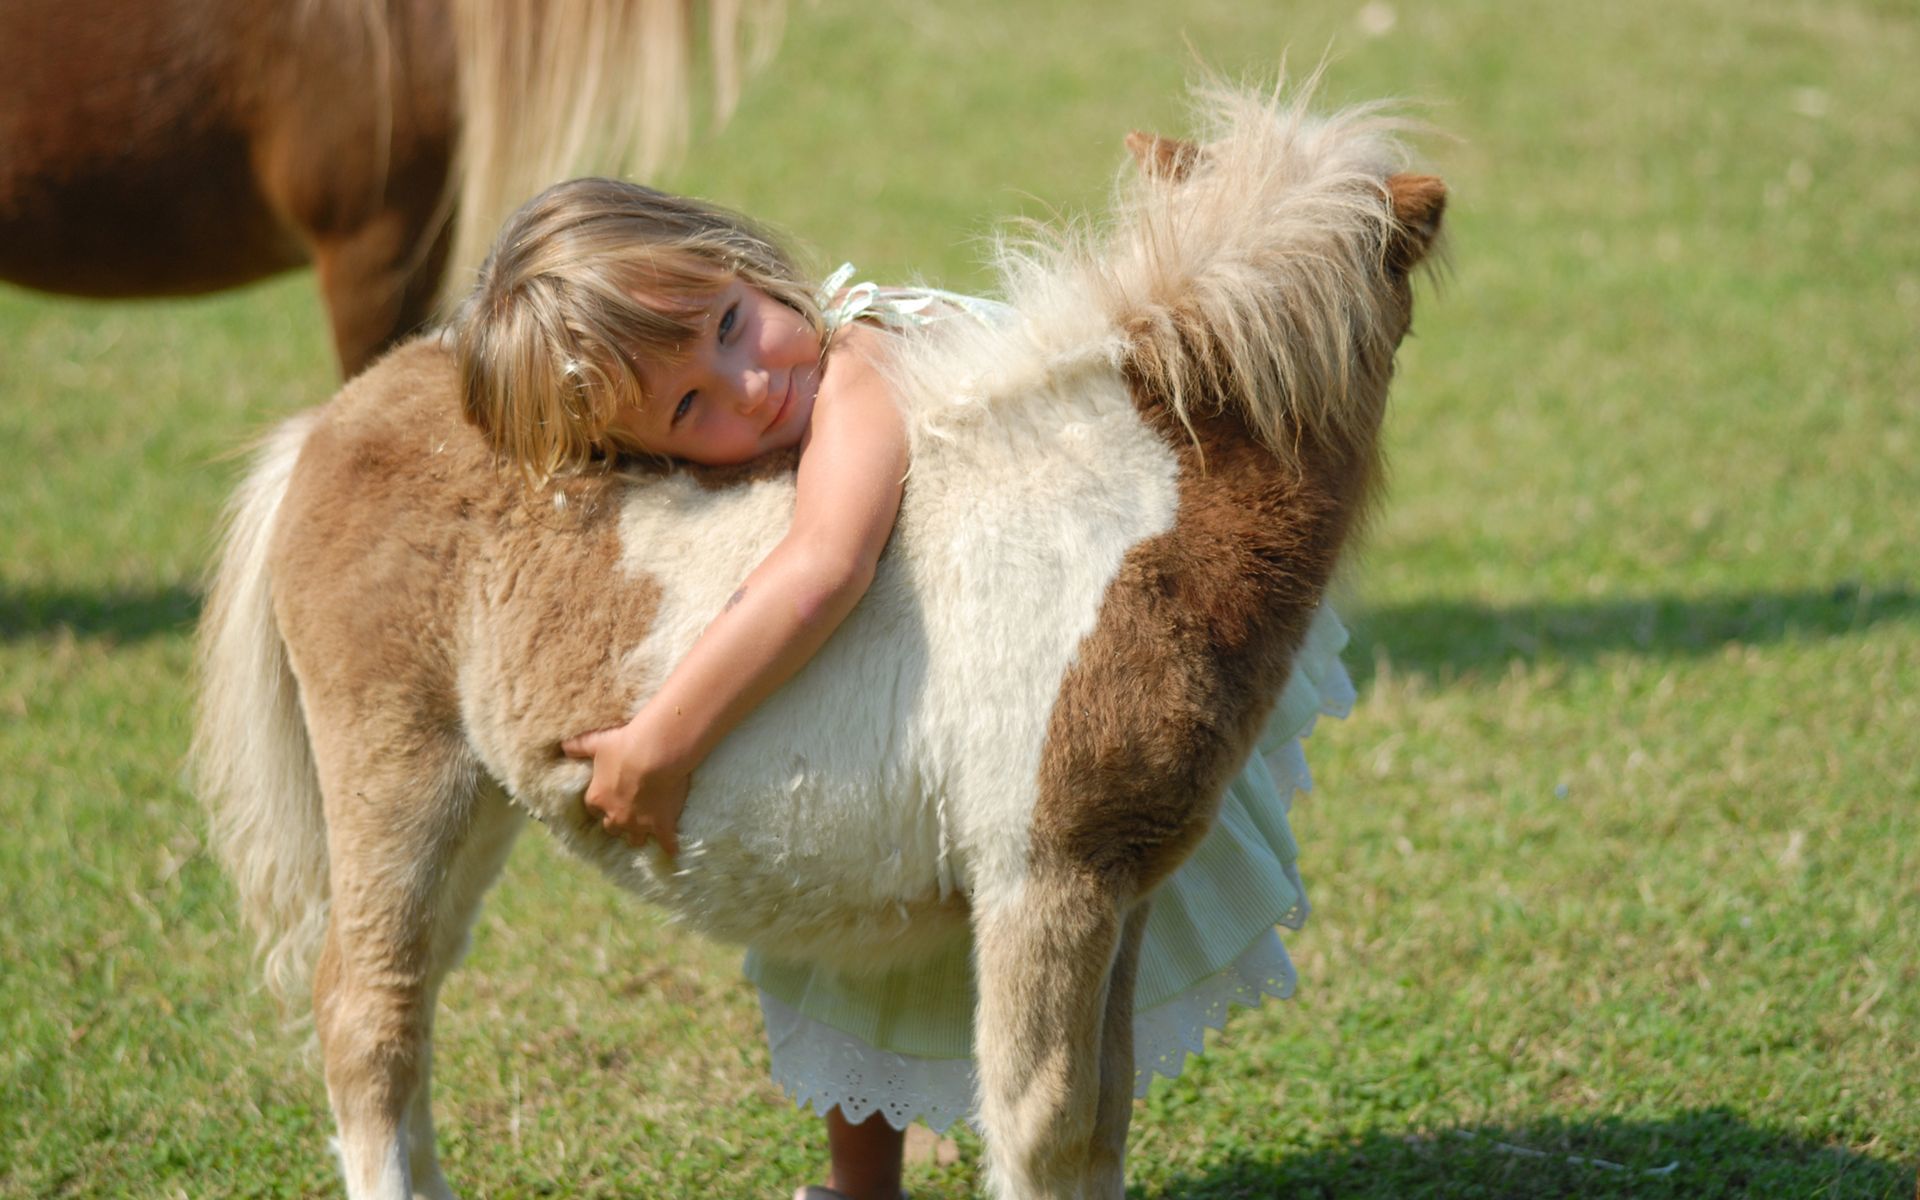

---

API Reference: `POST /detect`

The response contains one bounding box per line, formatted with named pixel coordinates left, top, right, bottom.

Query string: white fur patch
left=329, top=1127, right=410, bottom=1200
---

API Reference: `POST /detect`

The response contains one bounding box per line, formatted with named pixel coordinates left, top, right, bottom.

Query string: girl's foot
left=791, top=1189, right=906, bottom=1200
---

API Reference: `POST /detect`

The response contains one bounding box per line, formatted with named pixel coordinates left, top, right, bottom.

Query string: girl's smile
left=616, top=278, right=823, bottom=465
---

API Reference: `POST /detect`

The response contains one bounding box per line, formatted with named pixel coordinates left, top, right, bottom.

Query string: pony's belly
left=497, top=726, right=962, bottom=964
left=653, top=819, right=971, bottom=967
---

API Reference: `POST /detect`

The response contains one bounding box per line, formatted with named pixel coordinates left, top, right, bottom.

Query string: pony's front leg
left=972, top=864, right=1129, bottom=1200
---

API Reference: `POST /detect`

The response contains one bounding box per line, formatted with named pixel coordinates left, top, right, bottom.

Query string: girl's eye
left=717, top=303, right=738, bottom=340
left=674, top=391, right=696, bottom=424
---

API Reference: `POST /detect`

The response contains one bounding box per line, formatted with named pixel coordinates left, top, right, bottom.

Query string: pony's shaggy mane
left=886, top=78, right=1419, bottom=474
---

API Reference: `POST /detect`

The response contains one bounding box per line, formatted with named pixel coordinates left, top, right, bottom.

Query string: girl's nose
left=735, top=369, right=770, bottom=414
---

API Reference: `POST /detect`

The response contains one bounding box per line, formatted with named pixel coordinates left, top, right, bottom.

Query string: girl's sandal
left=791, top=1189, right=909, bottom=1200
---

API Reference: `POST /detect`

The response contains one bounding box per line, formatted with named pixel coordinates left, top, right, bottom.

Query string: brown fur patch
left=1385, top=172, right=1448, bottom=273
left=1027, top=408, right=1373, bottom=896
left=271, top=338, right=661, bottom=788
left=1028, top=181, right=1438, bottom=896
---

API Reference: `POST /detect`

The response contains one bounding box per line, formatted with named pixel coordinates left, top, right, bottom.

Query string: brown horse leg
left=309, top=735, right=506, bottom=1200
left=973, top=866, right=1128, bottom=1199
left=310, top=208, right=451, bottom=377
left=1086, top=900, right=1151, bottom=1198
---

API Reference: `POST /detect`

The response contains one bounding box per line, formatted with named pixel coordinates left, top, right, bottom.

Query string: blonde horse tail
left=441, top=0, right=789, bottom=306
left=192, top=411, right=329, bottom=1011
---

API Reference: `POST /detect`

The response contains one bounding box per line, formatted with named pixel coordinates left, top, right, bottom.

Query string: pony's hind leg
left=972, top=867, right=1129, bottom=1200
left=403, top=779, right=525, bottom=1199
left=311, top=740, right=512, bottom=1200
left=1086, top=901, right=1151, bottom=1199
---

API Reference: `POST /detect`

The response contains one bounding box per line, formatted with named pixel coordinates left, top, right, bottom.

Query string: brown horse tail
left=192, top=411, right=330, bottom=1012
left=442, top=0, right=789, bottom=306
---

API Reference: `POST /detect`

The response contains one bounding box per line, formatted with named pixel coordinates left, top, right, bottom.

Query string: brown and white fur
left=195, top=82, right=1445, bottom=1200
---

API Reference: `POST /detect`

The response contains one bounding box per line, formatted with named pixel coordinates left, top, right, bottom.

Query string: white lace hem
left=759, top=929, right=1298, bottom=1134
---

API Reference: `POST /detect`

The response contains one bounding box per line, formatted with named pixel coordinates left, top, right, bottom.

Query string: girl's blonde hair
left=454, top=177, right=821, bottom=484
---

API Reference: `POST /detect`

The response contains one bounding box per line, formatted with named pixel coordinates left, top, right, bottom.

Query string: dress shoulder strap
left=815, top=262, right=1015, bottom=334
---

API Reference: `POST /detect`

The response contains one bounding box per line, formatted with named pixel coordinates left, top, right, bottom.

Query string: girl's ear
left=1124, top=130, right=1201, bottom=181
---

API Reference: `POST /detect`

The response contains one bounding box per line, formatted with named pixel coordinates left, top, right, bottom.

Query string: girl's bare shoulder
left=816, top=323, right=898, bottom=412
left=828, top=318, right=893, bottom=365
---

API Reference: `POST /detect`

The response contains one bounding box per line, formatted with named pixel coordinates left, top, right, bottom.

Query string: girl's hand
left=562, top=720, right=690, bottom=858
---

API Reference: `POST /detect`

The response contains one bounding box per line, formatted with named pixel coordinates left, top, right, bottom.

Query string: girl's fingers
left=616, top=820, right=655, bottom=851
left=562, top=723, right=625, bottom=757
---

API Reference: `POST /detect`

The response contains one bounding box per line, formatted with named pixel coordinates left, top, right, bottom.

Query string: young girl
left=455, top=177, right=1355, bottom=1200
left=457, top=178, right=906, bottom=869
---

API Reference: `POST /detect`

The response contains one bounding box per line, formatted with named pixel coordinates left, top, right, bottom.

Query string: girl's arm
left=564, top=325, right=908, bottom=853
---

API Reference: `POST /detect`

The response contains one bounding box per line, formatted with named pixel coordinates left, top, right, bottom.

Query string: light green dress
left=745, top=269, right=1358, bottom=1132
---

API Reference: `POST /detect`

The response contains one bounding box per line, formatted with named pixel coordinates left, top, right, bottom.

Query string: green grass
left=3, top=0, right=1915, bottom=1195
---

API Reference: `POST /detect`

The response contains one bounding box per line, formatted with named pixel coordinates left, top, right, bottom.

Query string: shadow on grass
left=3, top=579, right=1913, bottom=671
left=0, top=583, right=202, bottom=644
left=1347, top=581, right=1917, bottom=688
left=1141, top=1107, right=1914, bottom=1199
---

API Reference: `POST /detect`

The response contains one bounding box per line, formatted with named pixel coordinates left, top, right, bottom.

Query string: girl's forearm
left=631, top=327, right=905, bottom=776
left=630, top=545, right=874, bottom=772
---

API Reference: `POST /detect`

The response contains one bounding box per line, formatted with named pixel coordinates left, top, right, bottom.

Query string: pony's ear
left=1384, top=173, right=1447, bottom=272
left=1125, top=130, right=1201, bottom=181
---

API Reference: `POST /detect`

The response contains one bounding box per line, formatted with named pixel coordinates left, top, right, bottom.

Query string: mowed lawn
left=2, top=1, right=1914, bottom=1196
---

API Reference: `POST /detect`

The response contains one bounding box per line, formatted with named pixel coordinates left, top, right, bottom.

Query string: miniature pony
left=195, top=83, right=1446, bottom=1199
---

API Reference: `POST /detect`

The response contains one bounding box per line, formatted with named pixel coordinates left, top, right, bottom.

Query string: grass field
left=3, top=0, right=1915, bottom=1196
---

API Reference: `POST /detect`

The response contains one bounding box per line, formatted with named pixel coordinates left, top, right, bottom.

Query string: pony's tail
left=192, top=412, right=330, bottom=1011
left=440, top=0, right=788, bottom=307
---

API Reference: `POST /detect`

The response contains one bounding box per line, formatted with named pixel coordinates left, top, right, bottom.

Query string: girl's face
left=615, top=278, right=823, bottom=465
